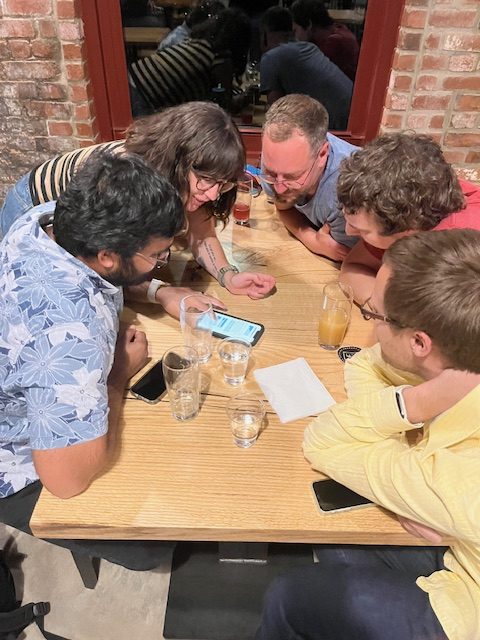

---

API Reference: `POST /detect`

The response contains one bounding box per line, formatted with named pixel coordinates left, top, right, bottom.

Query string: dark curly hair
left=337, top=132, right=466, bottom=235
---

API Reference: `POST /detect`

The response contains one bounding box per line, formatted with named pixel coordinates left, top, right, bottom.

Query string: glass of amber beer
left=318, top=281, right=353, bottom=350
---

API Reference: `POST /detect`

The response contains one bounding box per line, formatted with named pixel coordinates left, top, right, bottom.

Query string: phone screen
left=312, top=479, right=373, bottom=513
left=198, top=312, right=264, bottom=345
left=130, top=360, right=166, bottom=403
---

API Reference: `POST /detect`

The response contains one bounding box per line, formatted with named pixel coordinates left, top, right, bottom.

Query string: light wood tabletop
left=30, top=195, right=426, bottom=545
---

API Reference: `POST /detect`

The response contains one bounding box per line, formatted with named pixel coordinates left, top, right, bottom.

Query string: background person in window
left=0, top=102, right=276, bottom=310
left=0, top=152, right=184, bottom=570
left=129, top=8, right=251, bottom=117
left=157, top=1, right=225, bottom=52
left=291, top=0, right=359, bottom=81
left=338, top=132, right=480, bottom=303
left=259, top=6, right=353, bottom=131
left=261, top=94, right=359, bottom=262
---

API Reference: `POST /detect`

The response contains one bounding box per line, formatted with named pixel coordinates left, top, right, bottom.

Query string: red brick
left=381, top=113, right=404, bottom=129
left=425, top=34, right=441, bottom=50
left=48, top=121, right=74, bottom=137
left=78, top=138, right=96, bottom=148
left=26, top=101, right=46, bottom=118
left=402, top=8, right=427, bottom=28
left=8, top=39, right=31, bottom=59
left=398, top=32, right=422, bottom=51
left=44, top=102, right=73, bottom=119
left=17, top=82, right=38, bottom=99
left=429, top=9, right=477, bottom=28
left=0, top=41, right=10, bottom=58
left=57, top=0, right=78, bottom=19
left=429, top=115, right=445, bottom=129
left=443, top=76, right=480, bottom=91
left=3, top=60, right=60, bottom=80
left=0, top=19, right=35, bottom=38
left=38, top=19, right=57, bottom=38
left=445, top=132, right=480, bottom=147
left=386, top=93, right=409, bottom=111
left=5, top=0, right=52, bottom=15
left=58, top=21, right=83, bottom=41
left=448, top=54, right=478, bottom=72
left=394, top=54, right=417, bottom=71
left=406, top=113, right=428, bottom=129
left=465, top=151, right=480, bottom=164
left=444, top=34, right=480, bottom=52
left=421, top=54, right=447, bottom=71
left=70, top=84, right=91, bottom=102
left=38, top=83, right=67, bottom=100
left=74, top=103, right=92, bottom=121
left=411, top=94, right=451, bottom=110
left=31, top=39, right=58, bottom=58
left=62, top=42, right=83, bottom=60
left=451, top=113, right=478, bottom=129
left=76, top=122, right=98, bottom=138
left=393, top=75, right=412, bottom=91
left=66, top=62, right=86, bottom=81
left=443, top=150, right=467, bottom=165
left=416, top=75, right=438, bottom=90
left=455, top=95, right=480, bottom=110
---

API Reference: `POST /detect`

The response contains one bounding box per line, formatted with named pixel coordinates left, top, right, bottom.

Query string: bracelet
left=147, top=278, right=166, bottom=303
left=217, top=264, right=239, bottom=288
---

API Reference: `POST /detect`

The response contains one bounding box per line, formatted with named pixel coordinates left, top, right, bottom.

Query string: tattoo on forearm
left=202, top=241, right=218, bottom=275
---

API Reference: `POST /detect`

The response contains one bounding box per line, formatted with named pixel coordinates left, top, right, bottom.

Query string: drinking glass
left=318, top=281, right=353, bottom=350
left=226, top=394, right=265, bottom=448
left=233, top=173, right=253, bottom=225
left=162, top=345, right=200, bottom=421
left=217, top=337, right=251, bottom=385
left=180, top=294, right=215, bottom=363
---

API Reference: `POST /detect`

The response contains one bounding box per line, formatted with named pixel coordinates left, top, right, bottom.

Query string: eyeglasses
left=359, top=297, right=403, bottom=327
left=193, top=171, right=236, bottom=195
left=259, top=149, right=321, bottom=189
left=135, top=248, right=171, bottom=270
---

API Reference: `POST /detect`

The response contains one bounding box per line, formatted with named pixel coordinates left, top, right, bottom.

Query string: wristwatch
left=147, top=278, right=167, bottom=303
left=217, top=264, right=239, bottom=288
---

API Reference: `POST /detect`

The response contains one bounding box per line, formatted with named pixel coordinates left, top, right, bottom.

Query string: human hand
left=397, top=515, right=443, bottom=543
left=225, top=271, right=276, bottom=299
left=156, top=286, right=227, bottom=320
left=311, top=224, right=351, bottom=262
left=109, top=325, right=149, bottom=385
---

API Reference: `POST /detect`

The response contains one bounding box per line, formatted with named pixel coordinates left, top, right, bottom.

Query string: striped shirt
left=129, top=38, right=217, bottom=110
left=29, top=141, right=125, bottom=206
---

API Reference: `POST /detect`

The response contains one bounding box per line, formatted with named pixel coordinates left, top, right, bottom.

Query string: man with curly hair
left=338, top=132, right=480, bottom=302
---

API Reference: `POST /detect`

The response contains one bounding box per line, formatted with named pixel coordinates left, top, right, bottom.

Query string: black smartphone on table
left=199, top=311, right=265, bottom=346
left=130, top=360, right=167, bottom=404
left=312, top=479, right=373, bottom=514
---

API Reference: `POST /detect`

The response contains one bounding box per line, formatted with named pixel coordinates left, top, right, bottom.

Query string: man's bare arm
left=339, top=240, right=382, bottom=303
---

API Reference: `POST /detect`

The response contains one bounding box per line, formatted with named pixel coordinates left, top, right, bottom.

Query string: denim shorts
left=0, top=173, right=33, bottom=238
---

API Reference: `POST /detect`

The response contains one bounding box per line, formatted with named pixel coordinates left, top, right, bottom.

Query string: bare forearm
left=339, top=262, right=376, bottom=304
left=194, top=236, right=229, bottom=280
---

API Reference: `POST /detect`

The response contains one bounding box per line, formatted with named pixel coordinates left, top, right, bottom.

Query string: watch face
left=338, top=346, right=361, bottom=363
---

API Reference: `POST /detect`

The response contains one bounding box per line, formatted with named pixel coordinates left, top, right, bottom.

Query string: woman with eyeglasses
left=0, top=102, right=276, bottom=316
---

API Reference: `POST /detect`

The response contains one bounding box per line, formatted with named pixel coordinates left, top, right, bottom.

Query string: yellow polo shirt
left=303, top=344, right=480, bottom=640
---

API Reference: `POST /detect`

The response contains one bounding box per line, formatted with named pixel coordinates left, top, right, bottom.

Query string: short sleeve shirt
left=0, top=204, right=123, bottom=497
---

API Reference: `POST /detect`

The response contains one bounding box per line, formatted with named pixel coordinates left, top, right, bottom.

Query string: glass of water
left=217, top=337, right=251, bottom=385
left=162, top=345, right=200, bottom=421
left=180, top=294, right=215, bottom=364
left=226, top=394, right=265, bottom=448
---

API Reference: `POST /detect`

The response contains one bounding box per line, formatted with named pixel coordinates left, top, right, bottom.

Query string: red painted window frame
left=81, top=0, right=405, bottom=156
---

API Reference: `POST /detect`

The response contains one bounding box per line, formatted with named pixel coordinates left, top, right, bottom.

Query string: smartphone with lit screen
left=198, top=311, right=265, bottom=346
left=312, top=479, right=373, bottom=514
left=130, top=360, right=166, bottom=404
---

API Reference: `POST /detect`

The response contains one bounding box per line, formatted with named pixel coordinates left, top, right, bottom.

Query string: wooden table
left=123, top=26, right=170, bottom=46
left=30, top=195, right=425, bottom=546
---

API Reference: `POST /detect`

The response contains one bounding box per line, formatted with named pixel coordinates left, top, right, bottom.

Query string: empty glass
left=180, top=294, right=215, bottom=363
left=162, top=345, right=200, bottom=421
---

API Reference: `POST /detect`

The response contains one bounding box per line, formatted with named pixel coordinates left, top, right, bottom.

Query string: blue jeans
left=255, top=545, right=449, bottom=640
left=0, top=173, right=33, bottom=238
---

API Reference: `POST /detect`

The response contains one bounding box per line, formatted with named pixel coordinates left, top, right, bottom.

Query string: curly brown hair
left=337, top=132, right=465, bottom=235
left=125, top=102, right=245, bottom=223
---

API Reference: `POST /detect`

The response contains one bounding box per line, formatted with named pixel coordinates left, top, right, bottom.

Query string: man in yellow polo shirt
left=256, top=229, right=480, bottom=640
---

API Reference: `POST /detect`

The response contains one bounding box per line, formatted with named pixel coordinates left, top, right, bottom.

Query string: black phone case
left=212, top=312, right=265, bottom=346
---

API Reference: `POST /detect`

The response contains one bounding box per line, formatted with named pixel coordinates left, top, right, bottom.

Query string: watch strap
left=218, top=264, right=239, bottom=288
left=147, top=278, right=166, bottom=303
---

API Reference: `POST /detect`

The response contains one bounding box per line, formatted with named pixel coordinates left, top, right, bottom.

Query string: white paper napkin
left=253, top=358, right=335, bottom=423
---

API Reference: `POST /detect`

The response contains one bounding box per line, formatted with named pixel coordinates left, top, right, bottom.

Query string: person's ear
left=97, top=249, right=119, bottom=271
left=410, top=330, right=433, bottom=358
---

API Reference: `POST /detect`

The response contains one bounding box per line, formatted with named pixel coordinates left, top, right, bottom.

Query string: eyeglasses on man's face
left=135, top=248, right=171, bottom=271
left=193, top=171, right=236, bottom=195
left=359, top=297, right=403, bottom=327
left=259, top=148, right=321, bottom=189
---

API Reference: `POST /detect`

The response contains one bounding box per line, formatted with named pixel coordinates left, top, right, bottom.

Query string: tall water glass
left=180, top=294, right=215, bottom=363
left=162, top=345, right=200, bottom=421
left=318, top=281, right=353, bottom=350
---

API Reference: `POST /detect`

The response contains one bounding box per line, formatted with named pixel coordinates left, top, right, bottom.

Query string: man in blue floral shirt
left=0, top=152, right=185, bottom=569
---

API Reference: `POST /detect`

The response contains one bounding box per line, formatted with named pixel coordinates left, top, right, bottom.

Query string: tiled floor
left=1, top=525, right=173, bottom=639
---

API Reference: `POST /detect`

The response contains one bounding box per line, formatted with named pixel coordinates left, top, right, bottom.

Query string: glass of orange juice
left=318, top=282, right=353, bottom=350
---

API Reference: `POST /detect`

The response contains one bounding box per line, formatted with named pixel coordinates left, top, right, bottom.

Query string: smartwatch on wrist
left=217, top=264, right=239, bottom=288
left=147, top=278, right=166, bottom=303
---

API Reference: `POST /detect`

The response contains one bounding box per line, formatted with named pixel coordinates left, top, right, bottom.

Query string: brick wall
left=0, top=0, right=97, bottom=200
left=383, top=0, right=480, bottom=183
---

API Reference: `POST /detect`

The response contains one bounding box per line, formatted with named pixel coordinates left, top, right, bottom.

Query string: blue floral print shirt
left=0, top=203, right=123, bottom=497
